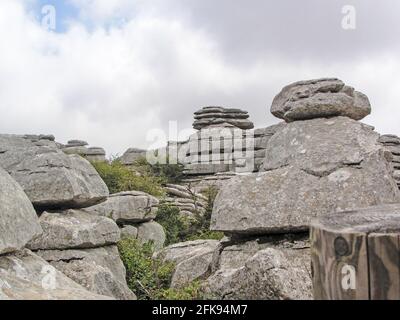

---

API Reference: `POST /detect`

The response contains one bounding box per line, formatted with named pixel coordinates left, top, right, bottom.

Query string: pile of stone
left=0, top=134, right=135, bottom=300
left=120, top=148, right=147, bottom=166
left=379, top=134, right=400, bottom=189
left=61, top=139, right=106, bottom=162
left=155, top=78, right=400, bottom=300
left=0, top=165, right=110, bottom=299
left=161, top=184, right=207, bottom=219
left=83, top=191, right=166, bottom=251
left=193, top=106, right=254, bottom=130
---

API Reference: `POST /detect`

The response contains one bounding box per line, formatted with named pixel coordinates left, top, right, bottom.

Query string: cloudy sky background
left=0, top=0, right=399, bottom=155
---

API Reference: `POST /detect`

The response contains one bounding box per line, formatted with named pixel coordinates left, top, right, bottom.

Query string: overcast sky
left=1, top=0, right=399, bottom=155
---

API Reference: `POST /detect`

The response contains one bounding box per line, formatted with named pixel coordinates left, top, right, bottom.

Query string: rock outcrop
left=0, top=250, right=112, bottom=300
left=0, top=134, right=109, bottom=209
left=0, top=167, right=42, bottom=255
left=271, top=78, right=371, bottom=122
left=36, top=246, right=135, bottom=300
left=379, top=134, right=400, bottom=190
left=193, top=107, right=254, bottom=130
left=120, top=148, right=147, bottom=166
left=84, top=191, right=165, bottom=250
left=61, top=140, right=107, bottom=162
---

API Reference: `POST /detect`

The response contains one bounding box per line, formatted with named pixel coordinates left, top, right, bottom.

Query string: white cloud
left=0, top=0, right=399, bottom=157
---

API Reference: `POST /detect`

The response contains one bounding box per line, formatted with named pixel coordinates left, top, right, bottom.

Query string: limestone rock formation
left=155, top=240, right=220, bottom=288
left=83, top=191, right=159, bottom=224
left=0, top=167, right=42, bottom=255
left=0, top=134, right=109, bottom=209
left=202, top=237, right=312, bottom=300
left=36, top=246, right=136, bottom=300
left=61, top=140, right=106, bottom=162
left=120, top=148, right=147, bottom=166
left=0, top=250, right=112, bottom=300
left=212, top=117, right=400, bottom=235
left=137, top=221, right=166, bottom=251
left=379, top=134, right=400, bottom=189
left=161, top=184, right=207, bottom=218
left=271, top=78, right=371, bottom=122
left=193, top=107, right=254, bottom=130
left=27, top=210, right=121, bottom=250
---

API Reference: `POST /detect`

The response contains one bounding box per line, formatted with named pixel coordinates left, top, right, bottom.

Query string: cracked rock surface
left=0, top=134, right=109, bottom=209
left=211, top=117, right=400, bottom=235
left=271, top=78, right=371, bottom=122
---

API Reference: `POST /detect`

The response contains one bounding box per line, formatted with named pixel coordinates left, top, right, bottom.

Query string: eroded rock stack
left=0, top=166, right=111, bottom=300
left=193, top=106, right=254, bottom=130
left=61, top=139, right=107, bottom=162
left=158, top=78, right=400, bottom=300
left=84, top=191, right=166, bottom=251
left=120, top=148, right=147, bottom=166
left=0, top=135, right=135, bottom=300
left=379, top=134, right=400, bottom=189
left=161, top=184, right=207, bottom=219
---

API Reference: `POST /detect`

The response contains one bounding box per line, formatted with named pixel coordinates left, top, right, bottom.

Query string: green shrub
left=134, top=156, right=185, bottom=184
left=118, top=237, right=205, bottom=300
left=155, top=204, right=190, bottom=246
left=91, top=160, right=165, bottom=197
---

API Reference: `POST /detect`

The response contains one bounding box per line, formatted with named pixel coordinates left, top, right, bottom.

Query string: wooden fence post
left=311, top=204, right=400, bottom=300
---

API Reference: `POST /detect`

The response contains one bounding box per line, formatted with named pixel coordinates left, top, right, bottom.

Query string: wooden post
left=311, top=203, right=400, bottom=300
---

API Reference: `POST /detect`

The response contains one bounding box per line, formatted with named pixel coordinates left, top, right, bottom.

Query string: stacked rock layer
left=379, top=134, right=400, bottom=189
left=193, top=106, right=254, bottom=130
left=61, top=139, right=106, bottom=162
left=0, top=134, right=135, bottom=300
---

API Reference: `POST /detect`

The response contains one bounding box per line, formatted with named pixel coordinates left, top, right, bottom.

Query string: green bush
left=118, top=237, right=205, bottom=300
left=155, top=204, right=190, bottom=246
left=91, top=160, right=165, bottom=197
left=134, top=156, right=185, bottom=184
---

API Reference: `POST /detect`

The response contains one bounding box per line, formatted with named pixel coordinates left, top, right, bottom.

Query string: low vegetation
left=118, top=237, right=204, bottom=300
left=91, top=159, right=165, bottom=197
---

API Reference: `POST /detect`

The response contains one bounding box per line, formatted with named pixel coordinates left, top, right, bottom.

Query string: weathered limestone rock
left=212, top=152, right=399, bottom=235
left=379, top=134, right=400, bottom=189
left=203, top=245, right=312, bottom=300
left=27, top=210, right=120, bottom=250
left=0, top=135, right=109, bottom=209
left=0, top=249, right=111, bottom=300
left=271, top=78, right=371, bottom=122
left=193, top=107, right=254, bottom=130
left=83, top=191, right=159, bottom=224
left=137, top=221, right=166, bottom=251
left=0, top=168, right=42, bottom=255
left=120, top=148, right=147, bottom=166
left=36, top=246, right=136, bottom=300
left=120, top=225, right=138, bottom=239
left=155, top=240, right=220, bottom=288
left=212, top=118, right=400, bottom=235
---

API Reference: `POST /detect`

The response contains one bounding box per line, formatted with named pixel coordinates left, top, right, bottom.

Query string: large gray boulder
left=0, top=167, right=42, bottom=255
left=271, top=78, right=371, bottom=122
left=212, top=117, right=400, bottom=235
left=36, top=246, right=136, bottom=300
left=137, top=221, right=166, bottom=251
left=0, top=249, right=111, bottom=300
left=83, top=191, right=159, bottom=224
left=193, top=107, right=254, bottom=130
left=155, top=240, right=220, bottom=288
left=0, top=134, right=109, bottom=209
left=263, top=117, right=381, bottom=173
left=203, top=243, right=312, bottom=300
left=27, top=210, right=120, bottom=250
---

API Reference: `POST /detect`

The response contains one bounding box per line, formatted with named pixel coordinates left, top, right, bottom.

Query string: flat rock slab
left=0, top=249, right=112, bottom=300
left=263, top=117, right=382, bottom=173
left=36, top=246, right=136, bottom=300
left=155, top=240, right=220, bottom=288
left=203, top=238, right=312, bottom=300
left=27, top=210, right=120, bottom=250
left=83, top=191, right=159, bottom=223
left=212, top=153, right=400, bottom=235
left=271, top=78, right=371, bottom=122
left=0, top=135, right=109, bottom=209
left=0, top=167, right=42, bottom=255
